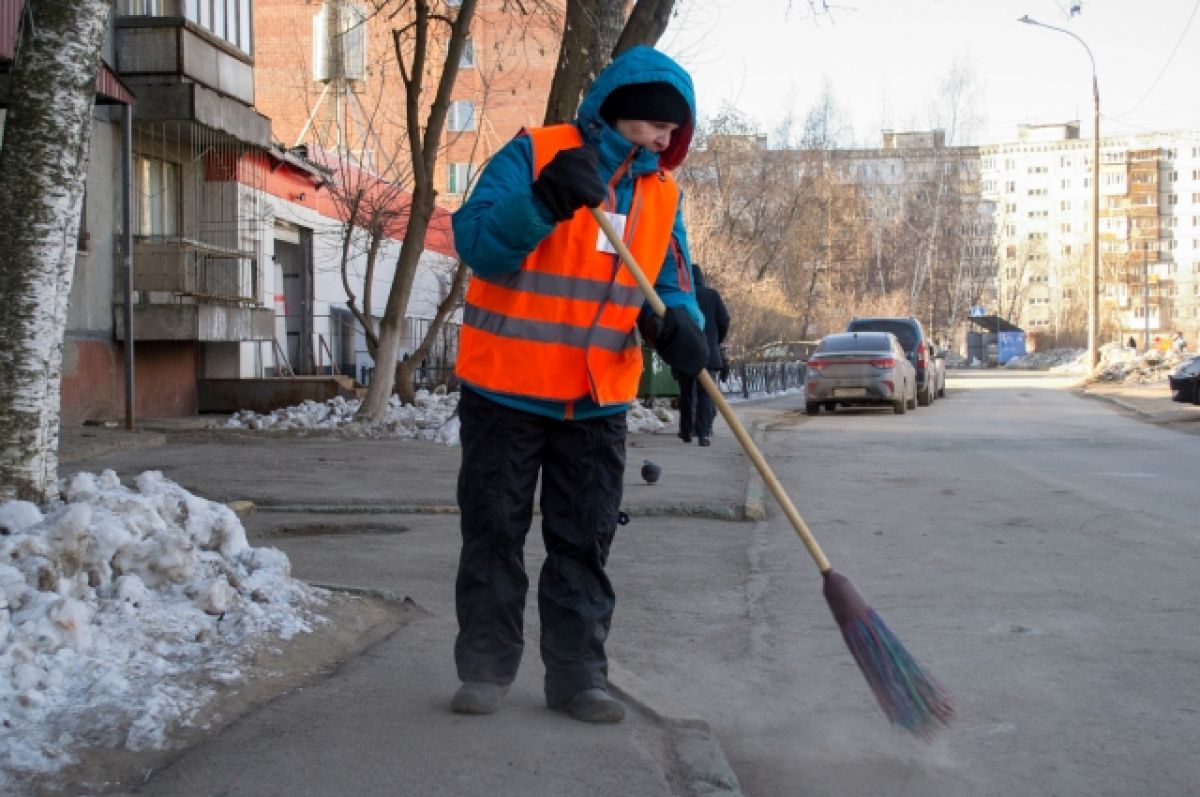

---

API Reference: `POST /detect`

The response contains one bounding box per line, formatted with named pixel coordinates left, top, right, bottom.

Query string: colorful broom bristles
left=823, top=570, right=955, bottom=738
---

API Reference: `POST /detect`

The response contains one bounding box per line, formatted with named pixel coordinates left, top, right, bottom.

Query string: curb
left=1075, top=388, right=1150, bottom=419
left=1077, top=387, right=1200, bottom=424
left=248, top=503, right=749, bottom=521
left=607, top=660, right=744, bottom=797
left=740, top=419, right=768, bottom=522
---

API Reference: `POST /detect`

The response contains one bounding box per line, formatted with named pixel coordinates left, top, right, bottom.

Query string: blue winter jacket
left=452, top=45, right=703, bottom=420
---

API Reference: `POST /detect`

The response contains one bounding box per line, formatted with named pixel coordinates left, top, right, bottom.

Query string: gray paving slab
left=58, top=422, right=750, bottom=797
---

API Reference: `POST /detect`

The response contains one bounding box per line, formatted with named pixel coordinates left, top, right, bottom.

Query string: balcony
left=133, top=236, right=256, bottom=300
left=118, top=236, right=273, bottom=343
left=115, top=0, right=269, bottom=147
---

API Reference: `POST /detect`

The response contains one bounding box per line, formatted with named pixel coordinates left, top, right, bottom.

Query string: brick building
left=253, top=0, right=564, bottom=207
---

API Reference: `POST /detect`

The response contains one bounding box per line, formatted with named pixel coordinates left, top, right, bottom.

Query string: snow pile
left=0, top=471, right=326, bottom=789
left=225, top=391, right=679, bottom=440
left=224, top=390, right=461, bottom=445
left=626, top=398, right=676, bottom=433
left=1092, top=345, right=1192, bottom=384
left=1004, top=347, right=1088, bottom=373
left=1003, top=345, right=1194, bottom=383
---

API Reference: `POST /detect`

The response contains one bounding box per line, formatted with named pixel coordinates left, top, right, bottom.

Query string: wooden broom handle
left=590, top=207, right=833, bottom=573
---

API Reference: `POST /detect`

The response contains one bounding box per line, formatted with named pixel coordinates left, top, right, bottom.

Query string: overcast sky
left=660, top=0, right=1200, bottom=147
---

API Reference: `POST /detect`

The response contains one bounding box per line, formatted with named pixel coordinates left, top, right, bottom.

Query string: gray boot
left=450, top=681, right=510, bottom=715
left=558, top=688, right=626, bottom=724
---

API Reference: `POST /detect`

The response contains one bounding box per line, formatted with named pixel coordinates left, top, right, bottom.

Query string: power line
left=1115, top=0, right=1200, bottom=116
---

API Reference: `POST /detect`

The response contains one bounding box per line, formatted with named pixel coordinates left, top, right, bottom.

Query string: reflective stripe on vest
left=455, top=124, right=680, bottom=405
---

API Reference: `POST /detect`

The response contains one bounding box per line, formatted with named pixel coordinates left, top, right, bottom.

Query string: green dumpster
left=637, top=346, right=680, bottom=399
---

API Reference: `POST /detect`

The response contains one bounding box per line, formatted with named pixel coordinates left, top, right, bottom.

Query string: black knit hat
left=599, top=81, right=689, bottom=126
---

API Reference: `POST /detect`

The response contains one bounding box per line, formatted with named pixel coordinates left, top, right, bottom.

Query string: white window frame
left=459, top=37, right=475, bottom=68
left=134, top=154, right=181, bottom=237
left=448, top=100, right=476, bottom=132
left=447, top=162, right=476, bottom=195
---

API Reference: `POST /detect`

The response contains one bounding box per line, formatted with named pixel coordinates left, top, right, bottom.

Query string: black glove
left=531, top=146, right=606, bottom=223
left=639, top=306, right=708, bottom=377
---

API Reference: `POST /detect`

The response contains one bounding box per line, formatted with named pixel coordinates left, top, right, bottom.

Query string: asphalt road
left=608, top=369, right=1200, bottom=797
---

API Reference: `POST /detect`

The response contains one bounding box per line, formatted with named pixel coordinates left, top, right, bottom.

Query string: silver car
left=804, top=332, right=917, bottom=415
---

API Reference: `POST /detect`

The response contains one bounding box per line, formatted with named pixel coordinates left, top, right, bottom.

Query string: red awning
left=96, top=63, right=135, bottom=106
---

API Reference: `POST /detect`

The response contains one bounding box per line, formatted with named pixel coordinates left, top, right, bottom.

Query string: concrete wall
left=264, top=191, right=459, bottom=378
left=60, top=340, right=199, bottom=422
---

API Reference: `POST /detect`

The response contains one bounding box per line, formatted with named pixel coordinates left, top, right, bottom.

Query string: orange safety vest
left=456, top=125, right=680, bottom=407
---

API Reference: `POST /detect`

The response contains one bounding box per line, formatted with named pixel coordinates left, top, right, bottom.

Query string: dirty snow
left=0, top=471, right=326, bottom=791
left=1003, top=345, right=1193, bottom=383
left=222, top=389, right=683, bottom=440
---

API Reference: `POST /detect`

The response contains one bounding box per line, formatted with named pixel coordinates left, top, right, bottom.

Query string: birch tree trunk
left=0, top=0, right=112, bottom=503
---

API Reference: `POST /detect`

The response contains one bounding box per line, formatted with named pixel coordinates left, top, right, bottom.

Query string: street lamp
left=1018, top=14, right=1101, bottom=370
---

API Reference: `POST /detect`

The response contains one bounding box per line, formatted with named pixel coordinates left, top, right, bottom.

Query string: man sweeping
left=449, top=46, right=708, bottom=723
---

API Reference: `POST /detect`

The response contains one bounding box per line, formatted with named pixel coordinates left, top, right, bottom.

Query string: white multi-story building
left=981, top=123, right=1200, bottom=348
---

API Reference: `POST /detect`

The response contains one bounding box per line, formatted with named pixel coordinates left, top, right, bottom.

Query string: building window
left=447, top=162, right=475, bottom=194
left=134, top=154, right=180, bottom=237
left=459, top=37, right=475, bottom=68
left=121, top=0, right=164, bottom=12
left=181, top=0, right=254, bottom=55
left=448, top=100, right=476, bottom=132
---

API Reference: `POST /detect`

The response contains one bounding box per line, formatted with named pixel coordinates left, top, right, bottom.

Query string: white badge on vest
left=596, top=212, right=627, bottom=254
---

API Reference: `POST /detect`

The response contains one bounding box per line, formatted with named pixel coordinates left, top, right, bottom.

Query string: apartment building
left=253, top=0, right=563, bottom=207
left=981, top=123, right=1200, bottom=348
left=0, top=0, right=457, bottom=422
left=828, top=130, right=997, bottom=343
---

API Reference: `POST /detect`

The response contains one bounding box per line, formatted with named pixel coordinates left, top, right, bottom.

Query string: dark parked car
left=845, top=316, right=944, bottom=405
left=804, top=331, right=917, bottom=415
left=1168, top=356, right=1200, bottom=404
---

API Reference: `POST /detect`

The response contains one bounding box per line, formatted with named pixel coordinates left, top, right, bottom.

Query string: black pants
left=676, top=369, right=717, bottom=438
left=454, top=388, right=626, bottom=707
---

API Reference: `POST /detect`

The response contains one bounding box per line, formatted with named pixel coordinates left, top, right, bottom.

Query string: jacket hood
left=576, top=45, right=695, bottom=171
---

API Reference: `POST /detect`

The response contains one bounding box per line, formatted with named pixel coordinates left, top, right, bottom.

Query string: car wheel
left=806, top=402, right=821, bottom=415
left=823, top=401, right=836, bottom=412
left=906, top=388, right=917, bottom=410
left=918, top=386, right=932, bottom=407
left=893, top=397, right=906, bottom=414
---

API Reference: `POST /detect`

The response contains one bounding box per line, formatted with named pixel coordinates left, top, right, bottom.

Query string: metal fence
left=357, top=360, right=804, bottom=401
left=359, top=364, right=458, bottom=393
left=720, top=361, right=807, bottom=398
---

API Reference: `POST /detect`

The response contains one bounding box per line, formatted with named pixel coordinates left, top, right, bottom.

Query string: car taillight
left=807, top=360, right=828, bottom=370
left=870, top=357, right=896, bottom=368
left=916, top=340, right=927, bottom=369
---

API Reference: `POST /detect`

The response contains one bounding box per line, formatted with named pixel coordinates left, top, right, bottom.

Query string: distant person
left=674, top=264, right=730, bottom=447
left=1172, top=330, right=1186, bottom=353
left=1127, top=336, right=1137, bottom=350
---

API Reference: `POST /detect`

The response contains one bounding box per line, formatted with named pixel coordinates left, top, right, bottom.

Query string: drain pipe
left=122, top=102, right=135, bottom=430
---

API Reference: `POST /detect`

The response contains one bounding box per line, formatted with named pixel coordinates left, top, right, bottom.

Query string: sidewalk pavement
left=1077, top=378, right=1200, bottom=430
left=57, top=414, right=762, bottom=797
left=50, top=378, right=1194, bottom=796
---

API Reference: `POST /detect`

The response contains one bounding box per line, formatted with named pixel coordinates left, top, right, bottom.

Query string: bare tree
left=543, top=0, right=679, bottom=126
left=354, top=0, right=478, bottom=418
left=0, top=0, right=112, bottom=503
left=925, top=54, right=984, bottom=146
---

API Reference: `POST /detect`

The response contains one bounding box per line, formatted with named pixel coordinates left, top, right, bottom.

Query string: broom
left=591, top=207, right=955, bottom=737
